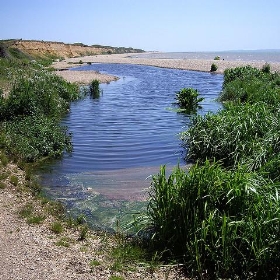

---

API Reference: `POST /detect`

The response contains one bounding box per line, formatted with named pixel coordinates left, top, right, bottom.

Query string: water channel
left=38, top=63, right=224, bottom=230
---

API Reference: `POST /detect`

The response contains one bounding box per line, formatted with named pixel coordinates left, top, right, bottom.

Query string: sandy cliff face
left=9, top=40, right=113, bottom=58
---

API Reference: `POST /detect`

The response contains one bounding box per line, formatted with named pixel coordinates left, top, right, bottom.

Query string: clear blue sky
left=1, top=0, right=279, bottom=52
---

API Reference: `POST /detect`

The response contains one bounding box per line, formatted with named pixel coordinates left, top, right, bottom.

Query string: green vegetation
left=90, top=79, right=101, bottom=98
left=175, top=88, right=204, bottom=113
left=10, top=175, right=18, bottom=186
left=210, top=63, right=218, bottom=72
left=50, top=221, right=64, bottom=234
left=144, top=64, right=280, bottom=278
left=0, top=57, right=80, bottom=164
left=214, top=56, right=220, bottom=60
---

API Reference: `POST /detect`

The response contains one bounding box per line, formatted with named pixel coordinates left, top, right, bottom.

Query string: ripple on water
left=39, top=63, right=224, bottom=230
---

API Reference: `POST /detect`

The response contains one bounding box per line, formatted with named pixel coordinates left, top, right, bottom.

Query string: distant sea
left=134, top=50, right=280, bottom=63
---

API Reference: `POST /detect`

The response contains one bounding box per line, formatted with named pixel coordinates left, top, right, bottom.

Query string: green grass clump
left=10, top=175, right=18, bottom=186
left=55, top=237, right=71, bottom=247
left=147, top=163, right=280, bottom=278
left=50, top=221, right=64, bottom=234
left=27, top=215, right=45, bottom=225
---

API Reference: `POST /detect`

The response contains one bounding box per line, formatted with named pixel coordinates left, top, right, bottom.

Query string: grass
left=55, top=237, right=71, bottom=247
left=145, top=65, right=280, bottom=278
left=50, top=221, right=64, bottom=234
left=147, top=163, right=280, bottom=278
left=10, top=175, right=18, bottom=186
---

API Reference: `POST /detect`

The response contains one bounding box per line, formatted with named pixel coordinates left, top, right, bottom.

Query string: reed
left=147, top=162, right=280, bottom=278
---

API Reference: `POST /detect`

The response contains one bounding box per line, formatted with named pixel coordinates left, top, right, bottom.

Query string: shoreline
left=52, top=53, right=280, bottom=84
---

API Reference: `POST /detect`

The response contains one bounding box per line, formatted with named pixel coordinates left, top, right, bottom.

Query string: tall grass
left=148, top=163, right=280, bottom=278
left=146, top=65, right=280, bottom=278
left=181, top=102, right=280, bottom=172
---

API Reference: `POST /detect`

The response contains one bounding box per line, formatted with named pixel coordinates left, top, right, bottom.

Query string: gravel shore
left=0, top=162, right=186, bottom=280
left=53, top=53, right=280, bottom=85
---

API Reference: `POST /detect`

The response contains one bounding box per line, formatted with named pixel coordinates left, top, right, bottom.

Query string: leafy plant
left=175, top=88, right=204, bottom=113
left=181, top=102, right=280, bottom=170
left=56, top=237, right=71, bottom=247
left=79, top=225, right=89, bottom=240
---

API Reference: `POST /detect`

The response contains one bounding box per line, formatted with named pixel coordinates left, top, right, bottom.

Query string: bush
left=262, top=62, right=271, bottom=73
left=219, top=66, right=280, bottom=106
left=147, top=163, right=280, bottom=278
left=210, top=63, right=218, bottom=72
left=175, top=88, right=204, bottom=113
left=2, top=116, right=72, bottom=162
left=89, top=79, right=100, bottom=98
left=2, top=70, right=79, bottom=120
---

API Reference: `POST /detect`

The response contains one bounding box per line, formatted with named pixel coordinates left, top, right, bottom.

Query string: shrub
left=175, top=88, right=204, bottom=113
left=214, top=56, right=220, bottom=60
left=223, top=65, right=263, bottom=86
left=210, top=63, right=218, bottom=72
left=220, top=66, right=280, bottom=106
left=262, top=62, right=271, bottom=73
left=2, top=115, right=72, bottom=162
left=2, top=70, right=79, bottom=120
left=89, top=79, right=100, bottom=98
left=147, top=163, right=280, bottom=278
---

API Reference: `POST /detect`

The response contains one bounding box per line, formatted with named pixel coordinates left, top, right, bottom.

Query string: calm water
left=134, top=50, right=280, bottom=63
left=39, top=64, right=223, bottom=230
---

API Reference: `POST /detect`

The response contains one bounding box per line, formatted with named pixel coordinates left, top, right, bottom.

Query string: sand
left=53, top=53, right=280, bottom=85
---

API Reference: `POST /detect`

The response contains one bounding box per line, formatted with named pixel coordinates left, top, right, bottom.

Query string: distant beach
left=53, top=51, right=280, bottom=84
left=131, top=50, right=280, bottom=63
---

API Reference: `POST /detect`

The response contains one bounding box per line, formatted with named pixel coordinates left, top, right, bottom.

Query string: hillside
left=0, top=39, right=145, bottom=60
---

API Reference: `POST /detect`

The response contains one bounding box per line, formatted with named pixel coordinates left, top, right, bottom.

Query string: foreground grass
left=145, top=65, right=280, bottom=279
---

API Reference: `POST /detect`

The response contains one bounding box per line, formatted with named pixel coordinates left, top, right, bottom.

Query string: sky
left=1, top=0, right=279, bottom=52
